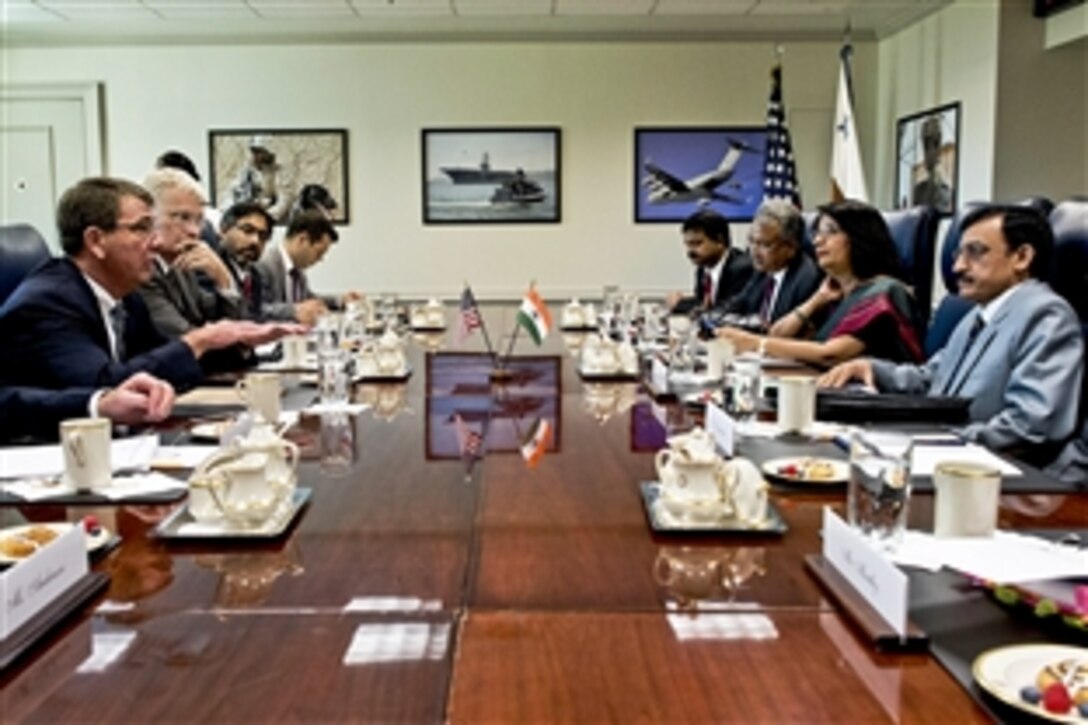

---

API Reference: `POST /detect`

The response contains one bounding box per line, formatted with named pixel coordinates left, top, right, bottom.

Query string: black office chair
left=881, top=206, right=939, bottom=326
left=1049, top=198, right=1088, bottom=325
left=0, top=224, right=51, bottom=307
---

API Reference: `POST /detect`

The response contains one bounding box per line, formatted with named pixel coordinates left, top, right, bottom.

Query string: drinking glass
left=319, top=413, right=355, bottom=478
left=317, top=349, right=350, bottom=406
left=847, top=431, right=913, bottom=550
left=315, top=313, right=342, bottom=357
left=726, top=358, right=761, bottom=421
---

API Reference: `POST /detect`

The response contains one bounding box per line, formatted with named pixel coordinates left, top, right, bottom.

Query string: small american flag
left=456, top=286, right=483, bottom=345
left=762, top=63, right=802, bottom=209
left=453, top=412, right=483, bottom=459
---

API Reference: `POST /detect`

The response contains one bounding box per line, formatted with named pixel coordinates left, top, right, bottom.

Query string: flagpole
left=467, top=282, right=498, bottom=361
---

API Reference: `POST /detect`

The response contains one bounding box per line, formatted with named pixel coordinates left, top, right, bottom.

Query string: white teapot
left=654, top=427, right=732, bottom=518
left=562, top=298, right=587, bottom=328
left=189, top=424, right=299, bottom=529
left=357, top=330, right=407, bottom=377
left=411, top=298, right=445, bottom=328
left=581, top=334, right=621, bottom=373
left=719, top=458, right=770, bottom=527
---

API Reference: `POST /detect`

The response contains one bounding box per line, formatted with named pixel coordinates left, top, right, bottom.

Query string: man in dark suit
left=0, top=177, right=298, bottom=392
left=253, top=210, right=361, bottom=325
left=719, top=199, right=822, bottom=330
left=667, top=209, right=754, bottom=315
left=217, top=200, right=274, bottom=321
left=0, top=373, right=175, bottom=442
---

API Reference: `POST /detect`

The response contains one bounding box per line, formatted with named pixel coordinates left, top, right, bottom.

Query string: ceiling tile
left=555, top=0, right=655, bottom=15
left=453, top=0, right=552, bottom=16
left=0, top=2, right=67, bottom=22
left=350, top=0, right=451, bottom=15
left=35, top=0, right=163, bottom=19
left=651, top=0, right=755, bottom=16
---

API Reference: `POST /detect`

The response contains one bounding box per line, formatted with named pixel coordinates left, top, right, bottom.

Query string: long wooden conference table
left=1, top=305, right=1084, bottom=723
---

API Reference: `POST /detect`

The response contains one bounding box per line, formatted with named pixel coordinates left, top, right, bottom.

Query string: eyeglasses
left=236, top=222, right=271, bottom=241
left=165, top=210, right=204, bottom=227
left=114, top=219, right=155, bottom=236
left=749, top=238, right=786, bottom=251
left=813, top=222, right=842, bottom=239
left=955, top=242, right=992, bottom=262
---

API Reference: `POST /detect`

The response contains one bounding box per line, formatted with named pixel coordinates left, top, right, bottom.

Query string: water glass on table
left=726, top=358, right=761, bottom=422
left=318, top=349, right=350, bottom=406
left=847, top=431, right=913, bottom=550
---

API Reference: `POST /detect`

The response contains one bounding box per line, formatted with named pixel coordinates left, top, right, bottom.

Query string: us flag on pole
left=456, top=285, right=483, bottom=345
left=762, top=63, right=802, bottom=208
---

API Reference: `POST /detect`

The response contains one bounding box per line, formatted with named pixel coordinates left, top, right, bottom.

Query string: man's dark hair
left=682, top=210, right=731, bottom=246
left=296, top=184, right=337, bottom=212
left=220, top=201, right=274, bottom=240
left=156, top=150, right=201, bottom=182
left=57, top=177, right=154, bottom=256
left=815, top=199, right=903, bottom=280
left=286, top=209, right=338, bottom=244
left=960, top=204, right=1053, bottom=279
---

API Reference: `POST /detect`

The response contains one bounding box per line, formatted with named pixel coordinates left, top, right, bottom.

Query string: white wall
left=2, top=40, right=875, bottom=300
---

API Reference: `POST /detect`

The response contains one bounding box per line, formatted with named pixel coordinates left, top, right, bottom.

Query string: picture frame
left=634, top=126, right=768, bottom=223
left=421, top=127, right=561, bottom=224
left=895, top=102, right=960, bottom=215
left=208, top=128, right=349, bottom=224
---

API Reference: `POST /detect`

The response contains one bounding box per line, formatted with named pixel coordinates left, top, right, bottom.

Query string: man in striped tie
left=820, top=205, right=1083, bottom=467
left=667, top=209, right=754, bottom=316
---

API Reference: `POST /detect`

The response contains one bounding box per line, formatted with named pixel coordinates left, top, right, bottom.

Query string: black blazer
left=724, top=252, right=823, bottom=324
left=673, top=249, right=755, bottom=314
left=0, top=386, right=94, bottom=442
left=0, top=258, right=204, bottom=391
left=217, top=247, right=266, bottom=322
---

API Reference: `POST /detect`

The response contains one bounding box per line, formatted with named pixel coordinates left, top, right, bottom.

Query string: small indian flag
left=516, top=287, right=553, bottom=346
left=519, top=418, right=553, bottom=468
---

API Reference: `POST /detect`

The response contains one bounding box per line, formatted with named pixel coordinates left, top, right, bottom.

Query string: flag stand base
left=489, top=367, right=515, bottom=382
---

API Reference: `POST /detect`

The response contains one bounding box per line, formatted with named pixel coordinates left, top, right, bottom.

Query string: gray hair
left=753, top=198, right=803, bottom=248
left=142, top=167, right=207, bottom=205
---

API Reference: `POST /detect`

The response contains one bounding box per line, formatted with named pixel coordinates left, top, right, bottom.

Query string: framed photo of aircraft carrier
left=208, top=128, right=349, bottom=224
left=422, top=127, right=561, bottom=224
left=634, top=127, right=768, bottom=223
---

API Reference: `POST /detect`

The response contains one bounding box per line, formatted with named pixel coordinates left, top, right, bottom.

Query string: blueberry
left=1078, top=701, right=1088, bottom=717
left=1020, top=686, right=1042, bottom=704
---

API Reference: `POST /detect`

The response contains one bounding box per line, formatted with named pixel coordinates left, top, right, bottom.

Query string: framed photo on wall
left=422, top=127, right=561, bottom=224
left=895, top=102, right=960, bottom=215
left=208, top=128, right=349, bottom=224
left=633, top=126, right=768, bottom=223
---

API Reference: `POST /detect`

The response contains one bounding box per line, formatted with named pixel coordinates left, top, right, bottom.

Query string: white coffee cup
left=933, top=461, right=1001, bottom=538
left=777, top=375, right=817, bottom=433
left=60, top=418, right=112, bottom=491
left=705, top=339, right=735, bottom=381
left=236, top=372, right=281, bottom=424
left=281, top=335, right=308, bottom=367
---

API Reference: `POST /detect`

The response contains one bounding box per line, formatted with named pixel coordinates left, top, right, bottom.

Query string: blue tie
left=108, top=304, right=128, bottom=361
left=941, top=314, right=985, bottom=395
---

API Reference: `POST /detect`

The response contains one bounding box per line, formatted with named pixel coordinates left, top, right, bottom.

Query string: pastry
left=22, top=525, right=59, bottom=545
left=0, top=535, right=36, bottom=558
left=1036, top=658, right=1088, bottom=705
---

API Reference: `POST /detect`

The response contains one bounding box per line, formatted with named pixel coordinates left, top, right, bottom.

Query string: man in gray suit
left=821, top=204, right=1084, bottom=465
left=253, top=210, right=361, bottom=326
left=139, top=168, right=245, bottom=337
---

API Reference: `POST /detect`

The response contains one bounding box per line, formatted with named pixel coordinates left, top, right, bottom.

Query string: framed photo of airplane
left=422, top=127, right=561, bottom=224
left=634, top=126, right=768, bottom=223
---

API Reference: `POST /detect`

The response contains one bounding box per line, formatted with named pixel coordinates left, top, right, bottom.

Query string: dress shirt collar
left=80, top=270, right=122, bottom=358
left=704, top=249, right=729, bottom=300
left=978, top=281, right=1022, bottom=325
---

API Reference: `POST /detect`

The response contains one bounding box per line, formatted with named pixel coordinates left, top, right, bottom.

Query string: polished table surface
left=2, top=305, right=1083, bottom=723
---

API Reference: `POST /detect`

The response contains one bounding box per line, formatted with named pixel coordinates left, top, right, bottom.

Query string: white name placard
left=1, top=526, right=88, bottom=639
left=704, top=402, right=735, bottom=458
left=822, top=508, right=908, bottom=638
left=650, top=358, right=668, bottom=394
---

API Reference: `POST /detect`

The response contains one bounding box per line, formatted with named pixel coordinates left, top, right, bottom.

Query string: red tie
left=702, top=270, right=714, bottom=307
left=290, top=268, right=304, bottom=302
left=759, top=277, right=777, bottom=323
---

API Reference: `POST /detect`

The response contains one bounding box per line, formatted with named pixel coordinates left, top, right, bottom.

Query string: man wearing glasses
left=0, top=177, right=300, bottom=392
left=715, top=199, right=822, bottom=330
left=139, top=168, right=246, bottom=338
left=821, top=205, right=1083, bottom=466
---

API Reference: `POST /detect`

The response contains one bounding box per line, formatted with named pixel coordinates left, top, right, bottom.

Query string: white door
left=0, top=83, right=103, bottom=251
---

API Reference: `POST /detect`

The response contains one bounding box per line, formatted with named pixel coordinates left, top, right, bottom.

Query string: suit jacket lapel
left=942, top=284, right=1026, bottom=396
left=60, top=258, right=111, bottom=353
